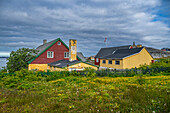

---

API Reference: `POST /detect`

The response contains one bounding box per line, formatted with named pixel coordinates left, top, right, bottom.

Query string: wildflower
left=152, top=111, right=155, bottom=113
left=58, top=94, right=62, bottom=96
left=69, top=105, right=74, bottom=109
left=97, top=110, right=99, bottom=112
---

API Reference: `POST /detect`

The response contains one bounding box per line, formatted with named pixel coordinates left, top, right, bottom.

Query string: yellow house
left=100, top=47, right=153, bottom=69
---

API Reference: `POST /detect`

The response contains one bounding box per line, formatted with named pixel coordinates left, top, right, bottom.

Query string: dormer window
left=58, top=42, right=61, bottom=45
left=47, top=51, right=54, bottom=58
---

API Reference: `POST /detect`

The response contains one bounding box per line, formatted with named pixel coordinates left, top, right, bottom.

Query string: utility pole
left=104, top=37, right=107, bottom=47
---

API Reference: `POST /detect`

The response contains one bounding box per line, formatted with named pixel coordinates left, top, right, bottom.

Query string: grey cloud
left=0, top=0, right=170, bottom=56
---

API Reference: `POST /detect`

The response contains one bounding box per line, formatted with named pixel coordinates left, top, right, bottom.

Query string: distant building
left=77, top=52, right=86, bottom=62
left=161, top=48, right=170, bottom=52
left=145, top=47, right=170, bottom=58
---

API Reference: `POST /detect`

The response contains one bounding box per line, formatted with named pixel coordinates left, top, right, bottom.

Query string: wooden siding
left=100, top=59, right=123, bottom=69
left=95, top=58, right=100, bottom=65
left=28, top=64, right=48, bottom=71
left=31, top=40, right=69, bottom=64
left=123, top=48, right=153, bottom=69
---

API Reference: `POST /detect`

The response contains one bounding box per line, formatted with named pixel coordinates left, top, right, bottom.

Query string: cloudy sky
left=0, top=0, right=170, bottom=57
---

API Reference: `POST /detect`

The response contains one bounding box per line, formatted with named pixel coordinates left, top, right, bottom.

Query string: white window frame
left=47, top=51, right=54, bottom=58
left=96, top=58, right=99, bottom=63
left=64, top=52, right=69, bottom=58
left=58, top=42, right=61, bottom=45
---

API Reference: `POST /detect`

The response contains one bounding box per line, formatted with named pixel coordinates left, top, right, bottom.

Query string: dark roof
left=36, top=39, right=57, bottom=54
left=95, top=45, right=131, bottom=58
left=77, top=52, right=86, bottom=62
left=48, top=59, right=81, bottom=68
left=145, top=47, right=167, bottom=54
left=101, top=47, right=143, bottom=59
left=48, top=59, right=98, bottom=68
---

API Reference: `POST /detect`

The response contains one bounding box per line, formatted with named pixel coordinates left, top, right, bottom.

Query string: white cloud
left=0, top=52, right=10, bottom=57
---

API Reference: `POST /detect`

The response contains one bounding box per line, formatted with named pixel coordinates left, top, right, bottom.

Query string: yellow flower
left=58, top=94, right=62, bottom=96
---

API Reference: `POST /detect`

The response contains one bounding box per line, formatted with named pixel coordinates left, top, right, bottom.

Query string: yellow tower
left=69, top=39, right=77, bottom=61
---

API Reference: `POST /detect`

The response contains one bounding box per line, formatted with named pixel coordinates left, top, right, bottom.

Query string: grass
left=0, top=75, right=169, bottom=112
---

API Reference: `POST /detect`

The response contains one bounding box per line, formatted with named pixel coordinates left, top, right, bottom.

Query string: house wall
left=99, top=59, right=123, bottom=69
left=68, top=62, right=98, bottom=70
left=48, top=66, right=66, bottom=71
left=28, top=64, right=48, bottom=71
left=31, top=40, right=69, bottom=64
left=123, top=48, right=153, bottom=69
left=95, top=58, right=100, bottom=65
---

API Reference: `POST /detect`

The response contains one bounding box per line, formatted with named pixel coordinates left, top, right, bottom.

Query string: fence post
left=135, top=67, right=137, bottom=75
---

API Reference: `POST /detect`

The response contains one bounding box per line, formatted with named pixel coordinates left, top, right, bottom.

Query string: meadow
left=0, top=70, right=169, bottom=113
left=0, top=58, right=169, bottom=112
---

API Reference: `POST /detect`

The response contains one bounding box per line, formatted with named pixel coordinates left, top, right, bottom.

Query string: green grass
left=0, top=75, right=169, bottom=112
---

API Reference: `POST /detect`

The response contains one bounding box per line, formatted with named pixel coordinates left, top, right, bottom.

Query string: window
left=47, top=51, right=54, bottom=58
left=115, top=60, right=120, bottom=65
left=102, top=60, right=106, bottom=64
left=96, top=58, right=99, bottom=63
left=64, top=52, right=69, bottom=58
left=108, top=60, right=112, bottom=64
left=58, top=42, right=61, bottom=45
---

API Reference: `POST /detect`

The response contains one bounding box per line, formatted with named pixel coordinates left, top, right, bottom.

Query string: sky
left=0, top=0, right=170, bottom=57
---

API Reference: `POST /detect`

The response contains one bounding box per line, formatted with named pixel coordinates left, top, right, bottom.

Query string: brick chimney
left=43, top=39, right=47, bottom=45
left=69, top=39, right=77, bottom=61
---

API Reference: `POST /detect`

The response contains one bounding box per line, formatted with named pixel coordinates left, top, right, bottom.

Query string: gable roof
left=101, top=47, right=144, bottom=59
left=36, top=39, right=57, bottom=54
left=28, top=38, right=81, bottom=64
left=95, top=45, right=131, bottom=58
left=48, top=59, right=81, bottom=68
left=48, top=59, right=98, bottom=68
left=77, top=52, right=86, bottom=62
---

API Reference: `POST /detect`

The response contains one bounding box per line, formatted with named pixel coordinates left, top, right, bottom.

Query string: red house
left=28, top=38, right=81, bottom=70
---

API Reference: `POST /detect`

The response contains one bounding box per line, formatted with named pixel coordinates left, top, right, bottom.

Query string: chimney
left=69, top=39, right=77, bottom=61
left=43, top=39, right=47, bottom=45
